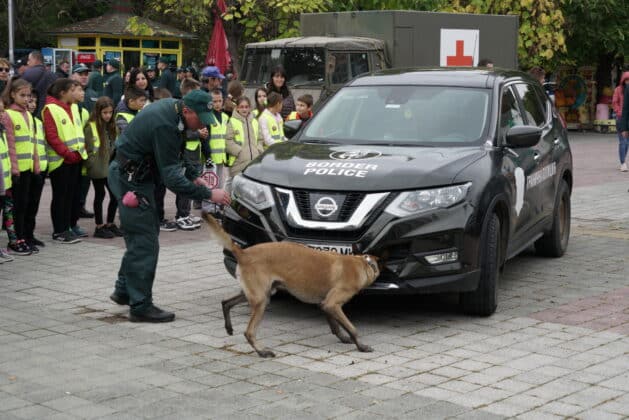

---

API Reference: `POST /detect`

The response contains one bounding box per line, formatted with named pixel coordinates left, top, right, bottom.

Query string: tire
left=535, top=180, right=570, bottom=257
left=461, top=213, right=500, bottom=317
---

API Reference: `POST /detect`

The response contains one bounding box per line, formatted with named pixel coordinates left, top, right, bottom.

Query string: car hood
left=243, top=142, right=486, bottom=191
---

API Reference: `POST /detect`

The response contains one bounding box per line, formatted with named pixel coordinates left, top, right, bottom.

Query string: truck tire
left=461, top=213, right=500, bottom=317
left=535, top=180, right=570, bottom=257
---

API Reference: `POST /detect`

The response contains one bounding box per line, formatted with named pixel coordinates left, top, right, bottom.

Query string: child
left=259, top=92, right=287, bottom=148
left=174, top=78, right=204, bottom=230
left=2, top=77, right=40, bottom=255
left=286, top=94, right=314, bottom=123
left=115, top=87, right=147, bottom=134
left=84, top=97, right=121, bottom=238
left=0, top=99, right=16, bottom=262
left=25, top=90, right=47, bottom=250
left=42, top=78, right=87, bottom=244
left=224, top=96, right=264, bottom=193
left=252, top=87, right=267, bottom=118
left=70, top=83, right=91, bottom=237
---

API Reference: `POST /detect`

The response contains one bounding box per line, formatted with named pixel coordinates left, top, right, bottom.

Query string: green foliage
left=444, top=0, right=567, bottom=69
left=561, top=0, right=628, bottom=65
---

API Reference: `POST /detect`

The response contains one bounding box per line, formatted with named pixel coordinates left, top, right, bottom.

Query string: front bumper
left=222, top=199, right=482, bottom=294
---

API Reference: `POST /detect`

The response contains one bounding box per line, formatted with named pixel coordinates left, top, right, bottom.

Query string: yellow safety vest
left=33, top=117, right=47, bottom=172
left=72, top=104, right=90, bottom=129
left=261, top=111, right=285, bottom=148
left=286, top=111, right=299, bottom=121
left=42, top=103, right=87, bottom=173
left=117, top=112, right=134, bottom=124
left=5, top=109, right=35, bottom=172
left=87, top=121, right=101, bottom=155
left=0, top=129, right=11, bottom=190
left=208, top=112, right=229, bottom=164
left=227, top=117, right=259, bottom=167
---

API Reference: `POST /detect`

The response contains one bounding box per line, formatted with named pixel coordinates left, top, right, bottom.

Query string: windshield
left=241, top=48, right=325, bottom=87
left=302, top=85, right=491, bottom=145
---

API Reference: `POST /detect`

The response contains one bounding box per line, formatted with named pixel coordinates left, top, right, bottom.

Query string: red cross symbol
left=446, top=40, right=473, bottom=66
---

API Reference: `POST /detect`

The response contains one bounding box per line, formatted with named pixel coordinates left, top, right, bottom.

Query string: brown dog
left=203, top=213, right=380, bottom=358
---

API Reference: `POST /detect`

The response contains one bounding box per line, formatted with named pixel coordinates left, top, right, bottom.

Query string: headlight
left=231, top=175, right=275, bottom=210
left=385, top=182, right=471, bottom=217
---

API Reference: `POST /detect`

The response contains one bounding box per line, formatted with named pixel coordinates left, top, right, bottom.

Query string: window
left=330, top=53, right=371, bottom=85
left=513, top=83, right=547, bottom=127
left=142, top=40, right=159, bottom=48
left=101, top=38, right=120, bottom=47
left=122, top=39, right=140, bottom=48
left=241, top=48, right=325, bottom=87
left=500, top=87, right=525, bottom=138
left=161, top=40, right=179, bottom=50
left=78, top=38, right=96, bottom=47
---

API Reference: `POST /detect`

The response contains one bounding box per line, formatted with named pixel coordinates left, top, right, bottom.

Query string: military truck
left=240, top=10, right=519, bottom=106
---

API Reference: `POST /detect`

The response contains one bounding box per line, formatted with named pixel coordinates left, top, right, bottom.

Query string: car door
left=499, top=85, right=541, bottom=241
left=512, top=82, right=557, bottom=223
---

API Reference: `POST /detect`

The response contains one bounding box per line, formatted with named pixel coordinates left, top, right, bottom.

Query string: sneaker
left=0, top=248, right=14, bottom=263
left=8, top=240, right=32, bottom=256
left=106, top=224, right=124, bottom=237
left=71, top=225, right=89, bottom=238
left=52, top=231, right=81, bottom=244
left=159, top=220, right=177, bottom=232
left=176, top=216, right=196, bottom=231
left=29, top=244, right=39, bottom=254
left=188, top=215, right=202, bottom=227
left=94, top=226, right=115, bottom=239
left=621, top=163, right=628, bottom=172
left=27, top=237, right=45, bottom=248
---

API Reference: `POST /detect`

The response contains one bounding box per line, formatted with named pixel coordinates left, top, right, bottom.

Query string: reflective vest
left=72, top=104, right=90, bottom=129
left=87, top=121, right=101, bottom=155
left=5, top=109, right=35, bottom=172
left=208, top=112, right=229, bottom=164
left=286, top=111, right=299, bottom=121
left=227, top=117, right=259, bottom=167
left=0, top=129, right=11, bottom=190
left=33, top=117, right=47, bottom=172
left=260, top=111, right=285, bottom=148
left=42, top=103, right=87, bottom=173
left=117, top=112, right=134, bottom=125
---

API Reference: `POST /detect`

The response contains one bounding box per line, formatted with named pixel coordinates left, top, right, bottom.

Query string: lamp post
left=8, top=0, right=15, bottom=63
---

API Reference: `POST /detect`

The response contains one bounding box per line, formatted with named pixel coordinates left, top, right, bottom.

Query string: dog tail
left=203, top=212, right=237, bottom=254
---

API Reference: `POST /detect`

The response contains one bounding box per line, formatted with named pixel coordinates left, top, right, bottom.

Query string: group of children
left=0, top=68, right=315, bottom=262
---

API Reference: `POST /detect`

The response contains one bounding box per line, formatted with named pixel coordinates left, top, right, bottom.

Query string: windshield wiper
left=301, top=139, right=338, bottom=144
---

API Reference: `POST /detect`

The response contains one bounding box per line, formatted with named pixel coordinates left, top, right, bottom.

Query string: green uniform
left=108, top=98, right=213, bottom=314
left=87, top=71, right=104, bottom=97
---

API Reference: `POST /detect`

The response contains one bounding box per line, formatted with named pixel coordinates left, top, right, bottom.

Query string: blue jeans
left=617, top=118, right=628, bottom=164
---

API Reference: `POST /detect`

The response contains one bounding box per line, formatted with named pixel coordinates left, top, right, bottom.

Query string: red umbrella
left=205, top=0, right=231, bottom=75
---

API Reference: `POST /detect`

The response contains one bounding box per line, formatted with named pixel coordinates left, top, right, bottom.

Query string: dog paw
left=357, top=344, right=373, bottom=353
left=257, top=349, right=276, bottom=358
left=225, top=327, right=234, bottom=335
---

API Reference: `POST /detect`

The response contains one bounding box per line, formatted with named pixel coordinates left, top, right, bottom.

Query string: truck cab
left=240, top=36, right=386, bottom=107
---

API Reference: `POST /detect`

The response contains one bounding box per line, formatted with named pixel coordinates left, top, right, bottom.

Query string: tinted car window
left=302, top=86, right=490, bottom=145
left=513, top=83, right=546, bottom=127
left=500, top=87, right=525, bottom=137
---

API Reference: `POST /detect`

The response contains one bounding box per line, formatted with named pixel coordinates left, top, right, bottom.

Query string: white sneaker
left=188, top=215, right=202, bottom=227
left=176, top=217, right=196, bottom=231
left=620, top=163, right=628, bottom=172
left=0, top=248, right=14, bottom=263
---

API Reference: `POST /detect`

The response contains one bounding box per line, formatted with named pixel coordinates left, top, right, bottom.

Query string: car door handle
left=533, top=153, right=540, bottom=161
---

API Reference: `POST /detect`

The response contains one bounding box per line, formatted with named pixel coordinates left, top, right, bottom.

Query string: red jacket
left=612, top=72, right=629, bottom=118
left=43, top=96, right=82, bottom=164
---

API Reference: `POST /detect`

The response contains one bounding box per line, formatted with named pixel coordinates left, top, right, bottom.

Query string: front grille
left=292, top=189, right=366, bottom=222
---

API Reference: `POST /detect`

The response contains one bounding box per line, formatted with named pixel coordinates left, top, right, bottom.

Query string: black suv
left=223, top=68, right=573, bottom=316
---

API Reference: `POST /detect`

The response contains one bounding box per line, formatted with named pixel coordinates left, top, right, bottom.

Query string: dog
left=203, top=213, right=380, bottom=358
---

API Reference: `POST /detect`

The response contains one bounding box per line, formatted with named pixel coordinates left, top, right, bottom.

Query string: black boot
left=79, top=207, right=94, bottom=218
left=129, top=305, right=175, bottom=323
left=110, top=292, right=129, bottom=305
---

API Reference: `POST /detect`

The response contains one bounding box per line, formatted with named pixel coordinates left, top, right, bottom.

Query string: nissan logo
left=330, top=150, right=382, bottom=160
left=314, top=197, right=338, bottom=217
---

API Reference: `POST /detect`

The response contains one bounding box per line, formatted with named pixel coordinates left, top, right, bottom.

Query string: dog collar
left=363, top=255, right=378, bottom=275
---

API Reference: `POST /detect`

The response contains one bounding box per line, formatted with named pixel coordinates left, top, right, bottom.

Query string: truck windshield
left=241, top=48, right=325, bottom=87
left=302, top=85, right=491, bottom=145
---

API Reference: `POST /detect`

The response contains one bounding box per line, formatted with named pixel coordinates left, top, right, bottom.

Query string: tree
left=443, top=0, right=567, bottom=70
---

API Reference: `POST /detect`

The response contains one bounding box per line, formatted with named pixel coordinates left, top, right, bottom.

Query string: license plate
left=306, top=243, right=354, bottom=255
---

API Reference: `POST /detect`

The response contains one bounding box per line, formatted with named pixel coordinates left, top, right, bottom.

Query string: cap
left=158, top=56, right=170, bottom=64
left=92, top=59, right=102, bottom=68
left=14, top=58, right=27, bottom=69
left=176, top=67, right=184, bottom=73
left=183, top=90, right=216, bottom=126
left=201, top=66, right=224, bottom=79
left=72, top=63, right=90, bottom=74
left=44, top=58, right=52, bottom=66
left=146, top=65, right=155, bottom=71
left=107, top=59, right=121, bottom=70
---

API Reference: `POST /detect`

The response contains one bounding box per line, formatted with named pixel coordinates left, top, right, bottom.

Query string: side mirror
left=284, top=119, right=303, bottom=139
left=505, top=125, right=542, bottom=148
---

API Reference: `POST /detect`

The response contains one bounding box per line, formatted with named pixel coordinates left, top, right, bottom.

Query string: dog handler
left=108, top=90, right=230, bottom=322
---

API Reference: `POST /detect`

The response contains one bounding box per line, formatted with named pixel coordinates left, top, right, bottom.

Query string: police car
left=223, top=68, right=573, bottom=316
